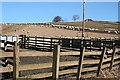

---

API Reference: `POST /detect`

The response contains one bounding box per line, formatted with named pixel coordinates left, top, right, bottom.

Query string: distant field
left=1, top=21, right=119, bottom=38
left=52, top=21, right=119, bottom=31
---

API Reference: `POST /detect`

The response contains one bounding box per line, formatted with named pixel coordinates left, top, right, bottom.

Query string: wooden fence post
left=43, top=37, right=44, bottom=51
left=6, top=35, right=7, bottom=41
left=23, top=35, right=26, bottom=48
left=76, top=47, right=85, bottom=79
left=97, top=47, right=106, bottom=77
left=109, top=46, right=116, bottom=71
left=70, top=39, right=72, bottom=48
left=90, top=39, right=93, bottom=51
left=19, top=35, right=23, bottom=48
left=12, top=36, right=13, bottom=42
left=52, top=45, right=60, bottom=79
left=13, top=41, right=19, bottom=79
left=27, top=37, right=29, bottom=49
left=4, top=41, right=7, bottom=51
left=50, top=38, right=53, bottom=51
left=35, top=36, right=37, bottom=50
left=100, top=40, right=104, bottom=50
left=81, top=39, right=83, bottom=47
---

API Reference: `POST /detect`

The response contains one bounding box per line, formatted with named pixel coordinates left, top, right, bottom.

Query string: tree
left=53, top=16, right=62, bottom=22
left=72, top=15, right=80, bottom=22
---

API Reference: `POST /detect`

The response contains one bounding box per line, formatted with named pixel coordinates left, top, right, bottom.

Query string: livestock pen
left=0, top=35, right=120, bottom=79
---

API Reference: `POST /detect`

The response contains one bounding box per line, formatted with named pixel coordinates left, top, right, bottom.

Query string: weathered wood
left=13, top=41, right=19, bottom=79
left=77, top=47, right=85, bottom=79
left=70, top=39, right=72, bottom=48
left=43, top=37, right=45, bottom=51
left=35, top=36, right=37, bottom=50
left=27, top=37, right=30, bottom=49
left=19, top=35, right=24, bottom=48
left=21, top=72, right=52, bottom=79
left=18, top=35, right=120, bottom=51
left=0, top=60, right=99, bottom=73
left=52, top=45, right=60, bottom=79
left=1, top=56, right=120, bottom=74
left=90, top=39, right=93, bottom=51
left=50, top=38, right=53, bottom=51
left=23, top=35, right=26, bottom=48
left=20, top=63, right=52, bottom=71
left=20, top=66, right=97, bottom=79
left=1, top=60, right=119, bottom=74
left=2, top=50, right=119, bottom=57
left=97, top=47, right=106, bottom=77
left=6, top=41, right=15, bottom=45
left=109, top=46, right=116, bottom=71
left=4, top=41, right=7, bottom=51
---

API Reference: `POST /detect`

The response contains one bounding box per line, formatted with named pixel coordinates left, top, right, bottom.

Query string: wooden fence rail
left=19, top=35, right=120, bottom=52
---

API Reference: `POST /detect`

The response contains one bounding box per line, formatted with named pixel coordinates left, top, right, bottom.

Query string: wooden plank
left=1, top=50, right=119, bottom=57
left=13, top=41, right=20, bottom=79
left=58, top=66, right=97, bottom=76
left=19, top=60, right=99, bottom=71
left=19, top=52, right=52, bottom=57
left=1, top=56, right=120, bottom=73
left=20, top=66, right=98, bottom=79
left=60, top=60, right=100, bottom=66
left=77, top=47, right=85, bottom=79
left=0, top=51, right=13, bottom=57
left=5, top=58, right=13, bottom=64
left=21, top=72, right=52, bottom=79
left=52, top=45, right=60, bottom=79
left=109, top=47, right=116, bottom=71
left=6, top=41, right=15, bottom=45
left=20, top=63, right=52, bottom=71
left=97, top=47, right=106, bottom=77
left=102, top=60, right=120, bottom=69
left=81, top=72, right=96, bottom=78
left=61, top=51, right=101, bottom=56
left=8, top=60, right=100, bottom=72
left=0, top=65, right=13, bottom=73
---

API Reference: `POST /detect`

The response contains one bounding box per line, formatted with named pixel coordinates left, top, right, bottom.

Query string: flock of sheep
left=3, top=23, right=119, bottom=34
left=50, top=24, right=119, bottom=34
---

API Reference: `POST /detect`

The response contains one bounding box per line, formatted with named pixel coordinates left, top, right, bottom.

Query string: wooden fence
left=0, top=39, right=120, bottom=79
left=0, top=35, right=17, bottom=49
left=19, top=35, right=120, bottom=52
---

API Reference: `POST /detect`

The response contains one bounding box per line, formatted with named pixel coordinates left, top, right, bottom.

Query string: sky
left=1, top=2, right=119, bottom=23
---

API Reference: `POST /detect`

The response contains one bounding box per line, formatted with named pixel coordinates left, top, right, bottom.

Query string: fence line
left=19, top=35, right=120, bottom=52
left=1, top=44, right=120, bottom=79
left=0, top=35, right=120, bottom=79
